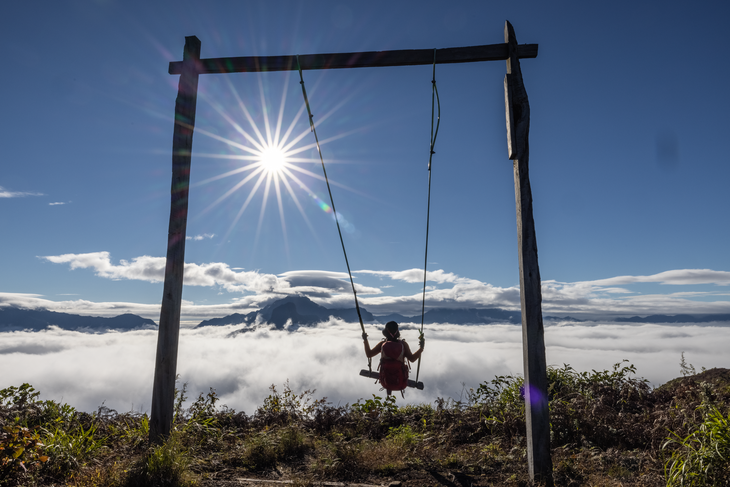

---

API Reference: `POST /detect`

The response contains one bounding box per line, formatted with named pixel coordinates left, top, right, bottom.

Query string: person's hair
left=383, top=321, right=400, bottom=341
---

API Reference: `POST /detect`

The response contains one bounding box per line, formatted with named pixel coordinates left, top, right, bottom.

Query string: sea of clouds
left=2, top=320, right=728, bottom=414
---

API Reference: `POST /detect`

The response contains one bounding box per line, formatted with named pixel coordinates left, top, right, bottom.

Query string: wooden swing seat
left=359, top=369, right=425, bottom=390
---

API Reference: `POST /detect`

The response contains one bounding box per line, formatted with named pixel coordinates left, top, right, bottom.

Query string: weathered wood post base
left=504, top=20, right=553, bottom=485
left=150, top=36, right=201, bottom=444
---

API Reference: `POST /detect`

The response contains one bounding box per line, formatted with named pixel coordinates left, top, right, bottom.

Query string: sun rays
left=189, top=74, right=361, bottom=253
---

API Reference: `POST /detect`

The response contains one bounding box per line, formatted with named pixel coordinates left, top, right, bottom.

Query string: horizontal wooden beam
left=169, top=43, right=538, bottom=75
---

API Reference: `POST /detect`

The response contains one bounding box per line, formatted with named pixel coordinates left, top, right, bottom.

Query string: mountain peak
left=197, top=294, right=374, bottom=329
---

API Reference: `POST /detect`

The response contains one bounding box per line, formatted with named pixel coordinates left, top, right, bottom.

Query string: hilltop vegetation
left=2, top=362, right=729, bottom=487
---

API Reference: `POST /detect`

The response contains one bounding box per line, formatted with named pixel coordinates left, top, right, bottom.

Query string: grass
left=664, top=403, right=730, bottom=486
left=122, top=431, right=197, bottom=487
left=41, top=422, right=104, bottom=476
left=1, top=361, right=729, bottom=487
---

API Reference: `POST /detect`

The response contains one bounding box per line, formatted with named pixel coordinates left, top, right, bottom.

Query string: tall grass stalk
left=124, top=431, right=196, bottom=487
left=42, top=423, right=104, bottom=474
left=664, top=405, right=730, bottom=486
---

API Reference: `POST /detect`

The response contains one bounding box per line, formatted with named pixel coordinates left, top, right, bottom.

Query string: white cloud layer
left=1, top=321, right=727, bottom=415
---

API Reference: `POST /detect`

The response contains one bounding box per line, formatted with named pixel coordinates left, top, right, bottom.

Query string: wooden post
left=504, top=21, right=553, bottom=485
left=150, top=36, right=201, bottom=443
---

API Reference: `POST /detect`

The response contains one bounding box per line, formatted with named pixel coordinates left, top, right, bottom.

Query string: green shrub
left=123, top=431, right=196, bottom=487
left=277, top=427, right=307, bottom=460
left=471, top=374, right=524, bottom=409
left=309, top=436, right=363, bottom=480
left=178, top=390, right=221, bottom=450
left=351, top=394, right=398, bottom=415
left=386, top=424, right=421, bottom=447
left=664, top=404, right=730, bottom=486
left=0, top=425, right=48, bottom=483
left=108, top=413, right=149, bottom=451
left=42, top=422, right=105, bottom=475
left=546, top=361, right=647, bottom=399
left=237, top=427, right=309, bottom=471
left=0, top=384, right=40, bottom=410
left=240, top=433, right=278, bottom=470
left=0, top=384, right=44, bottom=429
left=466, top=361, right=653, bottom=450
left=257, top=381, right=328, bottom=423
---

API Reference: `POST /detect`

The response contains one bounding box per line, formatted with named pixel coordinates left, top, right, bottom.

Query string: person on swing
left=362, top=321, right=425, bottom=393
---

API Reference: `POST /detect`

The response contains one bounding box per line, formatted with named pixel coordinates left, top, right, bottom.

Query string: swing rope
left=416, top=50, right=440, bottom=383
left=296, top=57, right=371, bottom=373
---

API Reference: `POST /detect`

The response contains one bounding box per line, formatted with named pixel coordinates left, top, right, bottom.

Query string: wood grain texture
left=504, top=74, right=517, bottom=159
left=169, top=43, right=538, bottom=75
left=505, top=20, right=554, bottom=485
left=150, top=36, right=201, bottom=444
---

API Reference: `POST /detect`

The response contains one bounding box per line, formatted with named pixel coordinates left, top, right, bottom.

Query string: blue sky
left=2, top=0, right=730, bottom=325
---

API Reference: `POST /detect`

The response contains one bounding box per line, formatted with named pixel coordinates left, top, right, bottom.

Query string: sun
left=189, top=74, right=364, bottom=253
left=259, top=145, right=286, bottom=174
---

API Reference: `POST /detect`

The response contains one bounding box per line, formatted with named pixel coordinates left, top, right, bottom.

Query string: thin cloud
left=0, top=186, right=43, bottom=198
left=582, top=269, right=730, bottom=287
left=279, top=270, right=381, bottom=295
left=357, top=269, right=461, bottom=284
left=49, top=202, right=67, bottom=206
left=186, top=233, right=216, bottom=241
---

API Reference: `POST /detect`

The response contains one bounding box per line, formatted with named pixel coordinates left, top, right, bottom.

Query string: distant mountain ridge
left=195, top=295, right=730, bottom=329
left=3, top=297, right=729, bottom=334
left=0, top=306, right=157, bottom=332
left=195, top=295, right=522, bottom=329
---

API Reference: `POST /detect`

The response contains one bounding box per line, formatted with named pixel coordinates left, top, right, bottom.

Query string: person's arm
left=363, top=333, right=383, bottom=358
left=402, top=339, right=424, bottom=362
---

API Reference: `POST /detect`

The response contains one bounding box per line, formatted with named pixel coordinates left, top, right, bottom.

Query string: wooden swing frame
left=153, top=21, right=551, bottom=484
